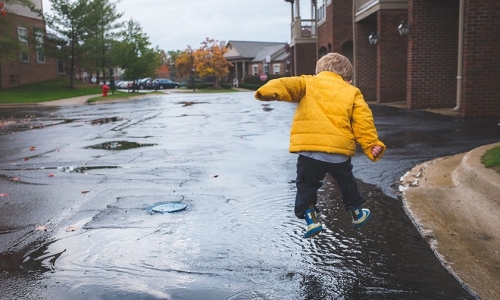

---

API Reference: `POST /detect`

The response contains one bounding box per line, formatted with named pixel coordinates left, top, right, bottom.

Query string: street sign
left=260, top=73, right=268, bottom=81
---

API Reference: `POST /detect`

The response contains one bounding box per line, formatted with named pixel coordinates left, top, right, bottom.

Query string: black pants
left=295, top=155, right=365, bottom=219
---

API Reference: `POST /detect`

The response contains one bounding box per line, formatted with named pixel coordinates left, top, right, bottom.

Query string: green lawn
left=482, top=146, right=500, bottom=174
left=0, top=78, right=102, bottom=104
left=0, top=78, right=245, bottom=104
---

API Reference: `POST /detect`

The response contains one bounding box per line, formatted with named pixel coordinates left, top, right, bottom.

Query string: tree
left=45, top=0, right=96, bottom=88
left=175, top=46, right=195, bottom=83
left=193, top=38, right=232, bottom=88
left=85, top=0, right=123, bottom=84
left=111, top=19, right=160, bottom=92
left=165, top=50, right=182, bottom=79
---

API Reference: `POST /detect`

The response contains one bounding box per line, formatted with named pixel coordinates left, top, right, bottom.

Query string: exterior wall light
left=368, top=32, right=378, bottom=45
left=398, top=20, right=410, bottom=36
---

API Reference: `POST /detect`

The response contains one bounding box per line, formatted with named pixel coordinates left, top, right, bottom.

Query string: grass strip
left=481, top=146, right=500, bottom=174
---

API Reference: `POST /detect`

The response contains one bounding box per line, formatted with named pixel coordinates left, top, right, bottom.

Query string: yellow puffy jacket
left=255, top=71, right=385, bottom=162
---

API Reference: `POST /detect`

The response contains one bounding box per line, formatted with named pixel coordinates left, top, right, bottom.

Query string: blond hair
left=315, top=52, right=353, bottom=81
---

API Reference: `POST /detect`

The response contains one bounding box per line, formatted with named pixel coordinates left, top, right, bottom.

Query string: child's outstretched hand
left=371, top=145, right=383, bottom=159
left=255, top=91, right=275, bottom=101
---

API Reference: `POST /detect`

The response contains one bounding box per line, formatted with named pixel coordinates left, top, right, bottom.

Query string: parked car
left=117, top=81, right=133, bottom=89
left=138, top=78, right=153, bottom=90
left=154, top=78, right=180, bottom=89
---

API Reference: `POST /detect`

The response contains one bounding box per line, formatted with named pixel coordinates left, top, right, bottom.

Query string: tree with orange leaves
left=193, top=38, right=232, bottom=88
left=176, top=39, right=232, bottom=89
left=175, top=45, right=196, bottom=83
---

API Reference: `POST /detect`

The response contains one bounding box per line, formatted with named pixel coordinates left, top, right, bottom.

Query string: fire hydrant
left=102, top=84, right=109, bottom=97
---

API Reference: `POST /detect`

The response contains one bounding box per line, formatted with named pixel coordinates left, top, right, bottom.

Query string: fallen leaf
left=10, top=177, right=20, bottom=181
left=48, top=173, right=54, bottom=177
left=81, top=190, right=90, bottom=194
left=23, top=158, right=29, bottom=161
left=35, top=225, right=47, bottom=231
left=66, top=226, right=77, bottom=232
left=0, top=193, right=9, bottom=197
left=210, top=174, right=219, bottom=178
left=30, top=146, right=36, bottom=151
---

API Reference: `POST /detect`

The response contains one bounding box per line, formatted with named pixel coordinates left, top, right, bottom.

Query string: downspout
left=454, top=0, right=465, bottom=111
left=352, top=0, right=357, bottom=85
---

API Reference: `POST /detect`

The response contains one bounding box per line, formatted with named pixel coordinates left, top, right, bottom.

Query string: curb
left=399, top=142, right=500, bottom=300
left=454, top=142, right=500, bottom=200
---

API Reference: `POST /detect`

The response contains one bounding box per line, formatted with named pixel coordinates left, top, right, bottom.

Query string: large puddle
left=0, top=178, right=475, bottom=299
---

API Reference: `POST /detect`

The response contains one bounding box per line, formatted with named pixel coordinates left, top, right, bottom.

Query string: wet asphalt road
left=0, top=92, right=499, bottom=300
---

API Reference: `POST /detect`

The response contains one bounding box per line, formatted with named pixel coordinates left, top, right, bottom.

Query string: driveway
left=1, top=92, right=498, bottom=299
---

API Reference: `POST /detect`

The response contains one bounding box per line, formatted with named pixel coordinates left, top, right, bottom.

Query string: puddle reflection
left=176, top=101, right=207, bottom=107
left=86, top=141, right=157, bottom=150
left=90, top=117, right=123, bottom=125
left=58, top=165, right=120, bottom=173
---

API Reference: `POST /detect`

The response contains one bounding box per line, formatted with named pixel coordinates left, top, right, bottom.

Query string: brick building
left=287, top=0, right=500, bottom=117
left=225, top=41, right=291, bottom=83
left=0, top=0, right=60, bottom=90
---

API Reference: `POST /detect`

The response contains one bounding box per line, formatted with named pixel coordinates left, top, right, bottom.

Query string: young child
left=255, top=53, right=385, bottom=238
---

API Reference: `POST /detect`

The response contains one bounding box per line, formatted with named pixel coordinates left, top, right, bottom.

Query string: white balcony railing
left=291, top=19, right=317, bottom=40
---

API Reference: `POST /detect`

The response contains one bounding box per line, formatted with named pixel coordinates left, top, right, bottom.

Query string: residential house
left=224, top=41, right=291, bottom=84
left=0, top=0, right=61, bottom=90
left=287, top=0, right=500, bottom=117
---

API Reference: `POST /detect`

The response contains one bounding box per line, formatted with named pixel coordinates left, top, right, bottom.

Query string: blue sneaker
left=349, top=206, right=371, bottom=228
left=304, top=206, right=323, bottom=238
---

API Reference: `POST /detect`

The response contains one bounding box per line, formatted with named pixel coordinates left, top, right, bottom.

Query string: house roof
left=252, top=44, right=289, bottom=63
left=225, top=40, right=288, bottom=61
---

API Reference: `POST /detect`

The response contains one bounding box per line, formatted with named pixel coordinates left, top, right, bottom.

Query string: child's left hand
left=371, top=145, right=383, bottom=158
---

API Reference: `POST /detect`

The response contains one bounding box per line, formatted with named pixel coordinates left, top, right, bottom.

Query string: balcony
left=291, top=18, right=317, bottom=41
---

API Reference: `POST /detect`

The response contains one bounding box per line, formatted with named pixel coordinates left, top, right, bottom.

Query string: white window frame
left=273, top=64, right=280, bottom=75
left=318, top=0, right=326, bottom=22
left=252, top=64, right=258, bottom=75
left=35, top=29, right=45, bottom=63
left=18, top=27, right=29, bottom=62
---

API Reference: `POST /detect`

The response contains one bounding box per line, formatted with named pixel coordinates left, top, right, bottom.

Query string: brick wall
left=356, top=23, right=377, bottom=101
left=294, top=43, right=317, bottom=75
left=407, top=0, right=459, bottom=109
left=0, top=15, right=58, bottom=90
left=331, top=0, right=353, bottom=54
left=461, top=0, right=500, bottom=116
left=377, top=10, right=407, bottom=103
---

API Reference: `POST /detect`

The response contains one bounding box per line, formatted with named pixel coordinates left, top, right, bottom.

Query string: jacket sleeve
left=351, top=90, right=386, bottom=162
left=254, top=77, right=306, bottom=103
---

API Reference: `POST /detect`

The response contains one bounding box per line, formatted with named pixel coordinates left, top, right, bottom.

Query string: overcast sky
left=41, top=0, right=312, bottom=52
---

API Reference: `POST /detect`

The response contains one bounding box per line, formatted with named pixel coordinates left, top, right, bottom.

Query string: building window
left=35, top=29, right=45, bottom=63
left=318, top=0, right=325, bottom=22
left=18, top=27, right=29, bottom=62
left=264, top=63, right=269, bottom=74
left=252, top=64, right=258, bottom=75
left=273, top=64, right=280, bottom=75
left=318, top=0, right=331, bottom=23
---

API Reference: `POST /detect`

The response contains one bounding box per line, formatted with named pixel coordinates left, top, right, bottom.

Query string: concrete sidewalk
left=400, top=142, right=500, bottom=300
left=37, top=94, right=98, bottom=106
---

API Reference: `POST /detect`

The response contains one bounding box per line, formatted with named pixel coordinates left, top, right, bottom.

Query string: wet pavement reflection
left=1, top=92, right=498, bottom=299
